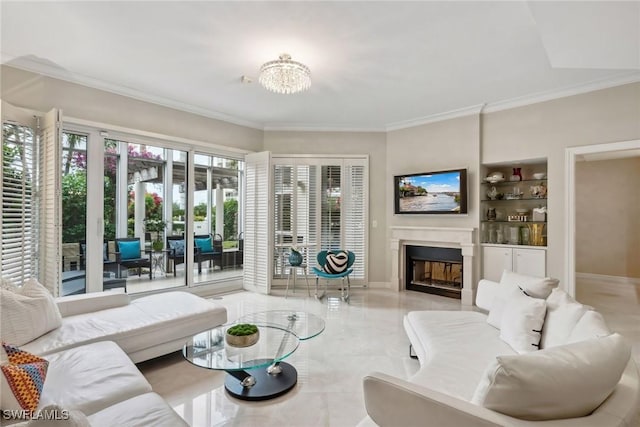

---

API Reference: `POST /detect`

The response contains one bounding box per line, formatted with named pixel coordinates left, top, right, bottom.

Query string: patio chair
left=166, top=235, right=186, bottom=277
left=194, top=233, right=223, bottom=273
left=312, top=250, right=356, bottom=302
left=79, top=239, right=118, bottom=275
left=115, top=237, right=152, bottom=280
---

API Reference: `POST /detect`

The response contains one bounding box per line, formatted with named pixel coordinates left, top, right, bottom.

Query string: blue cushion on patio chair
left=195, top=237, right=213, bottom=253
left=119, top=240, right=141, bottom=260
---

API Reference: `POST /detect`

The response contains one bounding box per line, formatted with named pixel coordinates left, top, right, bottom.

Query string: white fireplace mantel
left=390, top=226, right=476, bottom=305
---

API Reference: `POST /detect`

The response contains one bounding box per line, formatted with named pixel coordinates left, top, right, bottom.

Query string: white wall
left=483, top=82, right=640, bottom=286
left=575, top=157, right=640, bottom=279
left=386, top=114, right=481, bottom=287
left=263, top=131, right=388, bottom=284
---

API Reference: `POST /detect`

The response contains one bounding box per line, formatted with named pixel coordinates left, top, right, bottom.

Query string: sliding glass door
left=192, top=153, right=244, bottom=285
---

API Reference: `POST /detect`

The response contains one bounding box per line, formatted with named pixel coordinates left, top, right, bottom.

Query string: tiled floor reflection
left=138, top=288, right=466, bottom=427
left=139, top=283, right=640, bottom=427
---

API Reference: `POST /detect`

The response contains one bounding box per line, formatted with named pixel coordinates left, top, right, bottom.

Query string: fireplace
left=406, top=245, right=462, bottom=298
left=390, top=226, right=475, bottom=305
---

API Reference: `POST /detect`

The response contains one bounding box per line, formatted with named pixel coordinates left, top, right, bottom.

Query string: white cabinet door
left=513, top=248, right=546, bottom=277
left=483, top=246, right=513, bottom=282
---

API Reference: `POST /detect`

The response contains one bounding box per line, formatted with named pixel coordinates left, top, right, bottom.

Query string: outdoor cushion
left=168, top=239, right=185, bottom=256
left=118, top=241, right=141, bottom=260
left=195, top=237, right=213, bottom=252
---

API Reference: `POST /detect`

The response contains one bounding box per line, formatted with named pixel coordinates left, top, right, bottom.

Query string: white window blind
left=321, top=165, right=341, bottom=252
left=273, top=165, right=293, bottom=277
left=1, top=122, right=37, bottom=284
left=296, top=165, right=316, bottom=268
left=272, top=157, right=368, bottom=284
left=38, top=109, right=62, bottom=296
left=343, top=163, right=367, bottom=280
left=244, top=151, right=272, bottom=294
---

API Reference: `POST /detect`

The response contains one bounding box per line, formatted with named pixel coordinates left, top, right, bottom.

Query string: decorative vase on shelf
left=487, top=207, right=497, bottom=221
left=288, top=249, right=303, bottom=266
left=528, top=223, right=545, bottom=246
left=510, top=168, right=522, bottom=181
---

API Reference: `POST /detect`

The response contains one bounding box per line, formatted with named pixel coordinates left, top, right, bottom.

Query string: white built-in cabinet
left=480, top=159, right=548, bottom=281
left=482, top=245, right=546, bottom=282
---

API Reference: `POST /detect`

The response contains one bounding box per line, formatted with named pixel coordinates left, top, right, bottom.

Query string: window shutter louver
left=343, top=163, right=367, bottom=280
left=244, top=152, right=272, bottom=294
left=1, top=118, right=37, bottom=284
left=38, top=109, right=62, bottom=296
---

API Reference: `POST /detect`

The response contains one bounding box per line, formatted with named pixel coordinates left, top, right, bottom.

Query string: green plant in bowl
left=226, top=323, right=259, bottom=347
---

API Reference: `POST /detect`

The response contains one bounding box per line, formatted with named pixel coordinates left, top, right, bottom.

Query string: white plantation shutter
left=1, top=104, right=38, bottom=284
left=38, top=109, right=62, bottom=296
left=296, top=165, right=316, bottom=268
left=244, top=151, right=272, bottom=294
left=271, top=157, right=368, bottom=284
left=273, top=165, right=293, bottom=277
left=320, top=165, right=342, bottom=252
left=343, top=161, right=367, bottom=281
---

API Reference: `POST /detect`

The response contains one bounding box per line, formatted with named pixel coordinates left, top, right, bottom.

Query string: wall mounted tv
left=394, top=169, right=468, bottom=214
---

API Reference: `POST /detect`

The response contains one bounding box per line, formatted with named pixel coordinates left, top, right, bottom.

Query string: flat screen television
left=394, top=169, right=468, bottom=214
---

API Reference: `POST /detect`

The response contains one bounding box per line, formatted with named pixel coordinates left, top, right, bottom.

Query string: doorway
left=565, top=139, right=640, bottom=296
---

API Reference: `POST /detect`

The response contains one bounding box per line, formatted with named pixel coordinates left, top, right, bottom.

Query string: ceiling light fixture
left=259, top=53, right=311, bottom=95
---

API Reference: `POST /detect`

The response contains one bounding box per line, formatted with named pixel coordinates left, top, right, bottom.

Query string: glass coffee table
left=183, top=310, right=324, bottom=401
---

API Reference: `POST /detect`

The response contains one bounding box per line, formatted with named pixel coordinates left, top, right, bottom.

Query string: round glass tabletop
left=236, top=310, right=325, bottom=340
left=183, top=324, right=299, bottom=371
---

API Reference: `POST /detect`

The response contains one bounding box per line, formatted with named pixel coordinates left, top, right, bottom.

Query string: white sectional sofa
left=2, top=288, right=227, bottom=426
left=361, top=276, right=640, bottom=427
left=24, top=290, right=227, bottom=362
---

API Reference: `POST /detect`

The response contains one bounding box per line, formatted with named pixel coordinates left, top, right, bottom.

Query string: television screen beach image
left=395, top=170, right=466, bottom=214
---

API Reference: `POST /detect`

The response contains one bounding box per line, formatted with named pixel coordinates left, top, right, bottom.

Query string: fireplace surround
left=390, top=226, right=475, bottom=305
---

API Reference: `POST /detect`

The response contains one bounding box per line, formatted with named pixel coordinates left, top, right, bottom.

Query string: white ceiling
left=1, top=1, right=639, bottom=131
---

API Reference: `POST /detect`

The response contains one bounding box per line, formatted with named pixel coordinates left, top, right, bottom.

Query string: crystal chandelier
left=259, top=53, right=311, bottom=94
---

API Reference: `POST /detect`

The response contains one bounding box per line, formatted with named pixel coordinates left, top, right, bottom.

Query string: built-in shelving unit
left=480, top=160, right=548, bottom=281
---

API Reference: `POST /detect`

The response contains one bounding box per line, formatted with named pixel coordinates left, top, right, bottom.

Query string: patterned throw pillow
left=168, top=239, right=186, bottom=256
left=0, top=343, right=49, bottom=413
left=323, top=251, right=349, bottom=274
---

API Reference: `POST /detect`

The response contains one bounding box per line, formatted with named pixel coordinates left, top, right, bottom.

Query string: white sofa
left=361, top=278, right=640, bottom=427
left=23, top=289, right=227, bottom=362
left=2, top=289, right=227, bottom=425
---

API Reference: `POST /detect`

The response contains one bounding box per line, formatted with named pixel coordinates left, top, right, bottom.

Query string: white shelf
left=481, top=243, right=547, bottom=250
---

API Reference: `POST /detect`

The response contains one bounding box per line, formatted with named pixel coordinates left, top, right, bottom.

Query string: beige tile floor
left=138, top=281, right=640, bottom=427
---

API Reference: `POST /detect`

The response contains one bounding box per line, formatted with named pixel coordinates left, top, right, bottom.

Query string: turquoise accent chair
left=311, top=250, right=356, bottom=302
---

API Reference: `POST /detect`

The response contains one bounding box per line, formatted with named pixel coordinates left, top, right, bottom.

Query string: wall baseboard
left=368, top=281, right=392, bottom=289
left=576, top=272, right=640, bottom=287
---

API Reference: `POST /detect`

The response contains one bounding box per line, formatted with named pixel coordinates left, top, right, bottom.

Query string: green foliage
left=62, top=172, right=87, bottom=243
left=226, top=324, right=258, bottom=336
left=223, top=199, right=238, bottom=239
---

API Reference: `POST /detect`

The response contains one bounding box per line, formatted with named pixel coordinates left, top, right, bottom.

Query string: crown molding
left=482, top=71, right=640, bottom=114
left=1, top=54, right=265, bottom=130
left=385, top=104, right=486, bottom=132
left=264, top=123, right=386, bottom=133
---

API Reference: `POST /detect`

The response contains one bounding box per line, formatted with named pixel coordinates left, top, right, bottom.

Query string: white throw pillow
left=500, top=270, right=559, bottom=299
left=486, top=285, right=521, bottom=329
left=499, top=289, right=546, bottom=353
left=567, top=310, right=610, bottom=344
left=0, top=278, right=62, bottom=346
left=472, top=333, right=631, bottom=420
left=540, top=288, right=588, bottom=349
